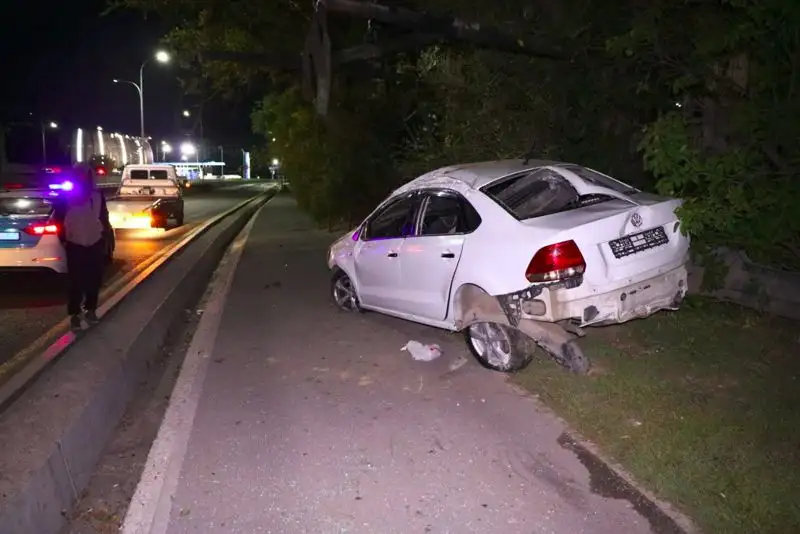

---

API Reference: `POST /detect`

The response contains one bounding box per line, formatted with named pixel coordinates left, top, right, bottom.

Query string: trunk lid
left=0, top=196, right=55, bottom=249
left=522, top=194, right=689, bottom=286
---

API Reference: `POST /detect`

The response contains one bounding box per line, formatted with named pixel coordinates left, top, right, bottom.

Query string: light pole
left=40, top=121, right=58, bottom=166
left=112, top=78, right=142, bottom=138
left=113, top=50, right=170, bottom=139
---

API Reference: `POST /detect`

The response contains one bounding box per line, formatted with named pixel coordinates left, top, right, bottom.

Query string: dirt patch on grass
left=514, top=296, right=800, bottom=534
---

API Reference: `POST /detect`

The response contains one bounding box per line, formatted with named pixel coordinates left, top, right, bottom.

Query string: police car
left=0, top=178, right=115, bottom=274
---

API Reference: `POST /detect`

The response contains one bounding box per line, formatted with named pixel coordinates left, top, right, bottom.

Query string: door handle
left=387, top=252, right=398, bottom=258
left=441, top=252, right=455, bottom=259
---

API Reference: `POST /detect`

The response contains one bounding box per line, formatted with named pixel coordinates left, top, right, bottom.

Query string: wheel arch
left=451, top=283, right=509, bottom=331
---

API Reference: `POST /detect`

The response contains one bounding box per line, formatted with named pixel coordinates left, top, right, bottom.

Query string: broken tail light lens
left=526, top=240, right=586, bottom=283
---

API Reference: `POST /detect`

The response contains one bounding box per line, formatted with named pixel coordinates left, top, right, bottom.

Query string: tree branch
left=201, top=32, right=445, bottom=72
left=322, top=0, right=565, bottom=60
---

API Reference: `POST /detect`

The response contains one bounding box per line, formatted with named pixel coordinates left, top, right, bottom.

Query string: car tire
left=330, top=269, right=362, bottom=312
left=464, top=322, right=535, bottom=372
left=176, top=211, right=185, bottom=227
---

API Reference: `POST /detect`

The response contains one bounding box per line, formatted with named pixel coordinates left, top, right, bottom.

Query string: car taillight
left=96, top=167, right=107, bottom=176
left=24, top=223, right=59, bottom=236
left=526, top=240, right=586, bottom=283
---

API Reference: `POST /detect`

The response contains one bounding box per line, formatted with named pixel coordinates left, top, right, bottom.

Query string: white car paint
left=328, top=159, right=690, bottom=333
left=0, top=190, right=68, bottom=273
left=108, top=164, right=183, bottom=229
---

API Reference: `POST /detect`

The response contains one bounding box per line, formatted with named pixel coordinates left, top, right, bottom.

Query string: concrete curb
left=506, top=381, right=699, bottom=534
left=121, top=195, right=271, bottom=534
left=0, top=193, right=272, bottom=534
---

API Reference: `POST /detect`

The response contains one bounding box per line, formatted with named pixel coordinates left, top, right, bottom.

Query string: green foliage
left=251, top=86, right=398, bottom=227
left=626, top=0, right=800, bottom=269
left=115, top=0, right=800, bottom=269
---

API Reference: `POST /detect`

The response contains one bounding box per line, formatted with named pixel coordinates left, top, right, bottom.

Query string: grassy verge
left=514, top=297, right=800, bottom=534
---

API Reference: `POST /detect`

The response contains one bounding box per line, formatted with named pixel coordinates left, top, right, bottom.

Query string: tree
left=114, top=0, right=800, bottom=269
left=611, top=0, right=800, bottom=268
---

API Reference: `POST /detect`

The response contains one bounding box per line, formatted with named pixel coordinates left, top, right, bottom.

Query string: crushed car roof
left=394, top=159, right=564, bottom=196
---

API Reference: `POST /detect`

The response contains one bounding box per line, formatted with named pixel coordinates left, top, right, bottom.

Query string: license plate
left=0, top=231, right=20, bottom=241
left=609, top=227, right=669, bottom=259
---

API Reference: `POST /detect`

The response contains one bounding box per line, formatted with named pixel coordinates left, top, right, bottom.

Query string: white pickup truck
left=107, top=164, right=185, bottom=229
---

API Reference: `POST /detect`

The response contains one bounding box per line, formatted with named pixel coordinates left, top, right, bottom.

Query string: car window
left=365, top=196, right=417, bottom=240
left=482, top=168, right=580, bottom=220
left=150, top=170, right=169, bottom=180
left=0, top=197, right=53, bottom=217
left=419, top=193, right=481, bottom=236
left=559, top=164, right=637, bottom=194
left=129, top=170, right=149, bottom=180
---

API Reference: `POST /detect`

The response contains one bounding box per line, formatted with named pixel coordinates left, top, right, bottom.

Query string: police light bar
left=48, top=181, right=74, bottom=191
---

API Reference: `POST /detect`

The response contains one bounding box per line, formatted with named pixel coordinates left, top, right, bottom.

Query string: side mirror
left=352, top=225, right=364, bottom=241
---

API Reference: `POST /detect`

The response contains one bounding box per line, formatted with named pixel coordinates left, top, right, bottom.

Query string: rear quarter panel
left=448, top=192, right=547, bottom=298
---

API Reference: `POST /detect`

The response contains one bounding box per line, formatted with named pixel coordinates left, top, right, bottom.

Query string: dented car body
left=327, top=159, right=690, bottom=373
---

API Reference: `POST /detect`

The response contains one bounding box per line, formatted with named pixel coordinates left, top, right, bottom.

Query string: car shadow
left=0, top=259, right=126, bottom=310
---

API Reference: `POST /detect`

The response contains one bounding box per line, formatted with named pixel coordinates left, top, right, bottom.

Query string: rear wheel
left=464, top=322, right=535, bottom=372
left=175, top=210, right=185, bottom=227
left=330, top=269, right=361, bottom=312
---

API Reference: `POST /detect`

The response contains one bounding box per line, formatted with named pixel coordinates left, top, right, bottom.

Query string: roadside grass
left=514, top=296, right=800, bottom=534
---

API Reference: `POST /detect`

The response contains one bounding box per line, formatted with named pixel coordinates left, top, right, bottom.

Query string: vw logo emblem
left=631, top=213, right=643, bottom=228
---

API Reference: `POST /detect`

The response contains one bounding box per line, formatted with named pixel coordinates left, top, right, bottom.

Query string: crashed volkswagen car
left=327, top=159, right=690, bottom=374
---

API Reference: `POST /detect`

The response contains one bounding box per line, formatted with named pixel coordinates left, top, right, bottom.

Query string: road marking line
left=121, top=196, right=272, bottom=534
left=0, top=187, right=276, bottom=410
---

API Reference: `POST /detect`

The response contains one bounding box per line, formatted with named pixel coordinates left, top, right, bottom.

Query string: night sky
left=0, top=0, right=255, bottom=163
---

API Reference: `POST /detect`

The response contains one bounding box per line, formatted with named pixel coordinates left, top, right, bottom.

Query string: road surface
left=0, top=183, right=269, bottom=364
left=126, top=195, right=659, bottom=534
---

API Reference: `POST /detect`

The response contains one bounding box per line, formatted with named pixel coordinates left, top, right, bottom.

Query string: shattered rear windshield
left=481, top=168, right=579, bottom=220
left=559, top=164, right=638, bottom=195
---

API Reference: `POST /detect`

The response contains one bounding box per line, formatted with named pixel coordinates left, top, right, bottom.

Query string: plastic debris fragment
left=401, top=340, right=442, bottom=361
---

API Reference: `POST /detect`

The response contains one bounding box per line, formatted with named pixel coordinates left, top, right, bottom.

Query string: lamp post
left=112, top=78, right=142, bottom=138
left=113, top=50, right=170, bottom=139
left=40, top=121, right=58, bottom=166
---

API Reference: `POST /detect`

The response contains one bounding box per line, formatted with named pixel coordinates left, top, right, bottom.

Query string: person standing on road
left=53, top=164, right=113, bottom=331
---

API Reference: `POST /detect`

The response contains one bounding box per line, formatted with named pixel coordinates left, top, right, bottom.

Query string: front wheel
left=464, top=322, right=536, bottom=372
left=330, top=269, right=362, bottom=312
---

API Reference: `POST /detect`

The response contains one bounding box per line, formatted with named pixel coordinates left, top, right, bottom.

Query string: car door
left=395, top=190, right=482, bottom=321
left=353, top=193, right=420, bottom=310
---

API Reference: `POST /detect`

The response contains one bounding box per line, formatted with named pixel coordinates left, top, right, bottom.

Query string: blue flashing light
left=48, top=180, right=74, bottom=191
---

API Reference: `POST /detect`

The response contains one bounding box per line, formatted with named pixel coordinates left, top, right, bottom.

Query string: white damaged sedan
left=327, top=159, right=690, bottom=374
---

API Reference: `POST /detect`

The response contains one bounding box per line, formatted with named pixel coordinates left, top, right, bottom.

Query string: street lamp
left=162, top=142, right=172, bottom=161
left=41, top=120, right=58, bottom=165
left=271, top=158, right=279, bottom=166
left=179, top=142, right=196, bottom=156
left=182, top=110, right=190, bottom=117
left=112, top=50, right=170, bottom=139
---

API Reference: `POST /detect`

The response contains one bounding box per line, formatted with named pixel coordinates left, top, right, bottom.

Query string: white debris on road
left=401, top=340, right=443, bottom=361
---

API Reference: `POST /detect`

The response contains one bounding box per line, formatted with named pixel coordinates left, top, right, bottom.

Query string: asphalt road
left=0, top=183, right=270, bottom=365
left=128, top=195, right=661, bottom=534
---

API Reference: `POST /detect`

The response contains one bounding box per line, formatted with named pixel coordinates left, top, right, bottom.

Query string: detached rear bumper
left=567, top=265, right=689, bottom=326
left=496, top=264, right=689, bottom=327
